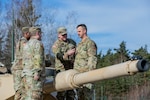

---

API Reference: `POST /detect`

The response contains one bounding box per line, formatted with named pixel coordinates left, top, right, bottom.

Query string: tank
left=0, top=59, right=149, bottom=100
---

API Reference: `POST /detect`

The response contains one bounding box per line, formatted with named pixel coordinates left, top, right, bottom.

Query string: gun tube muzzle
left=137, top=59, right=150, bottom=72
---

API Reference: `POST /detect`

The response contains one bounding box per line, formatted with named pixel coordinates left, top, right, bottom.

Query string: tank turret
left=0, top=59, right=149, bottom=100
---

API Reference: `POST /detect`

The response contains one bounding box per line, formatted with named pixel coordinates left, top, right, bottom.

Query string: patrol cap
left=57, top=27, right=67, bottom=35
left=22, top=27, right=29, bottom=33
left=29, top=27, right=41, bottom=34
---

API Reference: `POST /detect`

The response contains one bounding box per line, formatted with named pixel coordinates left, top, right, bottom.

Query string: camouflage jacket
left=52, top=38, right=76, bottom=71
left=11, top=37, right=28, bottom=71
left=22, top=38, right=45, bottom=77
left=74, top=37, right=97, bottom=72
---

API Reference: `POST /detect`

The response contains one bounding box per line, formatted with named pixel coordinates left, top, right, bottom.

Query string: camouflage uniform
left=11, top=27, right=29, bottom=100
left=22, top=27, right=45, bottom=100
left=52, top=27, right=76, bottom=100
left=74, top=37, right=97, bottom=100
left=52, top=39, right=76, bottom=71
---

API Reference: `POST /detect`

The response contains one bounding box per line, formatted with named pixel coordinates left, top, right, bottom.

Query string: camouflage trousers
left=76, top=85, right=94, bottom=100
left=55, top=70, right=76, bottom=100
left=12, top=70, right=24, bottom=100
left=22, top=75, right=44, bottom=100
left=56, top=90, right=75, bottom=100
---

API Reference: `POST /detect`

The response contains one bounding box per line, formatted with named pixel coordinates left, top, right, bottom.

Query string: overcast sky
left=42, top=0, right=150, bottom=54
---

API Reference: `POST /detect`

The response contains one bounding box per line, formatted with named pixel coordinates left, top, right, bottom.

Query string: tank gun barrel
left=43, top=59, right=149, bottom=93
left=0, top=59, right=149, bottom=99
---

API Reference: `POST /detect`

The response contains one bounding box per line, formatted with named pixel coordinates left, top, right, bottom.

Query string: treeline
left=95, top=41, right=150, bottom=99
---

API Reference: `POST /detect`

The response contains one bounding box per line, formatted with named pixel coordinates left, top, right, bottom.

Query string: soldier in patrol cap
left=22, top=27, right=45, bottom=100
left=11, top=27, right=30, bottom=100
left=52, top=26, right=76, bottom=100
left=74, top=24, right=97, bottom=100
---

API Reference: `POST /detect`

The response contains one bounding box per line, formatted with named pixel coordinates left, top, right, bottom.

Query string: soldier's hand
left=66, top=48, right=76, bottom=56
left=34, top=73, right=39, bottom=80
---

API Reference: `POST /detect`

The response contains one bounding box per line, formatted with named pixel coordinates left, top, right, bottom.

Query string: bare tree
left=65, top=11, right=78, bottom=41
left=3, top=29, right=12, bottom=71
left=0, top=1, right=7, bottom=62
left=0, top=33, right=5, bottom=60
left=39, top=7, right=58, bottom=58
left=19, top=0, right=41, bottom=27
left=11, top=0, right=41, bottom=42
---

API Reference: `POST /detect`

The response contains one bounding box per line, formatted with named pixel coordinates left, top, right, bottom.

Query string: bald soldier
left=52, top=27, right=76, bottom=100
left=11, top=27, right=30, bottom=100
left=74, top=24, right=97, bottom=100
left=22, top=27, right=45, bottom=100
